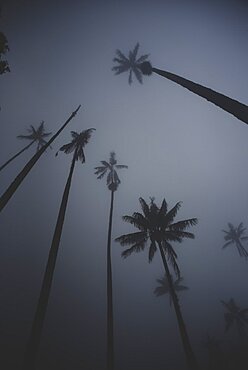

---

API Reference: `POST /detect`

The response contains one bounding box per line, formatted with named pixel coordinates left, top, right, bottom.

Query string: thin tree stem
left=152, top=67, right=248, bottom=126
left=0, top=105, right=81, bottom=213
left=158, top=242, right=198, bottom=370
left=0, top=140, right=35, bottom=172
left=22, top=151, right=77, bottom=370
left=107, top=190, right=115, bottom=370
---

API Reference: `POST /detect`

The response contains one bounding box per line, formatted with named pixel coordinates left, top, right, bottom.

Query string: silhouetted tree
left=0, top=121, right=51, bottom=172
left=154, top=275, right=188, bottom=305
left=115, top=197, right=198, bottom=370
left=0, top=7, right=10, bottom=75
left=112, top=43, right=248, bottom=126
left=221, top=298, right=248, bottom=340
left=222, top=223, right=248, bottom=259
left=22, top=128, right=95, bottom=370
left=0, top=105, right=81, bottom=213
left=203, top=334, right=224, bottom=370
left=95, top=152, right=127, bottom=370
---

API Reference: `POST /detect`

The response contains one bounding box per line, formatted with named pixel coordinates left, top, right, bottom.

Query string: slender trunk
left=22, top=151, right=77, bottom=370
left=152, top=68, right=248, bottom=126
left=0, top=140, right=35, bottom=172
left=157, top=242, right=198, bottom=370
left=0, top=105, right=81, bottom=213
left=107, top=190, right=115, bottom=370
left=237, top=240, right=248, bottom=258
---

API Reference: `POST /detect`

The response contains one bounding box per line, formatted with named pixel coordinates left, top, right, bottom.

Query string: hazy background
left=1, top=0, right=248, bottom=369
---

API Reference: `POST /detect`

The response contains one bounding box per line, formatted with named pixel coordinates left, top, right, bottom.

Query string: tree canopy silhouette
left=95, top=151, right=127, bottom=370
left=112, top=43, right=248, bottom=126
left=221, top=298, right=248, bottom=340
left=0, top=121, right=52, bottom=172
left=222, top=223, right=248, bottom=259
left=116, top=197, right=198, bottom=370
left=154, top=275, right=188, bottom=306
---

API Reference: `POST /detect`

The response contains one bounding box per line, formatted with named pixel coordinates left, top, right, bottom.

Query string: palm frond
left=136, top=54, right=149, bottom=64
left=115, top=164, right=128, bottom=169
left=222, top=241, right=233, bottom=249
left=122, top=215, right=147, bottom=231
left=121, top=239, right=147, bottom=259
left=133, top=67, right=143, bottom=84
left=139, top=197, right=150, bottom=218
left=163, top=202, right=182, bottom=226
left=115, top=231, right=148, bottom=246
left=169, top=218, right=198, bottom=231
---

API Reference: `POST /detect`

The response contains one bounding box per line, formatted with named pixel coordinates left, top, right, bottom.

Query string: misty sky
left=1, top=0, right=248, bottom=369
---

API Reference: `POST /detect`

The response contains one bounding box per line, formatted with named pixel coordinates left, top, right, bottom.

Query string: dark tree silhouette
left=22, top=128, right=95, bottom=370
left=0, top=30, right=10, bottom=74
left=222, top=223, right=248, bottom=259
left=0, top=105, right=81, bottom=213
left=221, top=298, right=248, bottom=340
left=112, top=43, right=248, bottom=126
left=203, top=334, right=224, bottom=370
left=154, top=275, right=188, bottom=306
left=95, top=152, right=127, bottom=370
left=115, top=197, right=198, bottom=370
left=0, top=121, right=52, bottom=172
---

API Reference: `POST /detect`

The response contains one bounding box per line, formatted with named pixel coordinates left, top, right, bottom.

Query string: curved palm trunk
left=158, top=242, right=198, bottom=370
left=107, top=190, right=115, bottom=370
left=22, top=151, right=77, bottom=370
left=0, top=140, right=35, bottom=172
left=0, top=105, right=81, bottom=213
left=152, top=68, right=248, bottom=126
left=236, top=240, right=248, bottom=258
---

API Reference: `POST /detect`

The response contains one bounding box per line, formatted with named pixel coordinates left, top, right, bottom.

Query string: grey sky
left=1, top=0, right=248, bottom=369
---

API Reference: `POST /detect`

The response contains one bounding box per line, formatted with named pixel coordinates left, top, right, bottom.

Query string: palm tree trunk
left=22, top=151, right=77, bottom=370
left=158, top=242, right=198, bottom=370
left=0, top=140, right=35, bottom=172
left=152, top=68, right=248, bottom=126
left=107, top=190, right=115, bottom=370
left=0, top=105, right=81, bottom=213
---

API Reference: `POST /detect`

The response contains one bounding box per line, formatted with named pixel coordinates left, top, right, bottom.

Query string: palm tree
left=154, top=275, right=188, bottom=306
left=22, top=128, right=95, bottom=370
left=94, top=152, right=127, bottom=370
left=0, top=121, right=52, bottom=172
left=112, top=43, right=248, bottom=126
left=0, top=105, right=81, bottom=213
left=115, top=197, right=198, bottom=370
left=221, top=298, right=248, bottom=340
left=222, top=223, right=248, bottom=258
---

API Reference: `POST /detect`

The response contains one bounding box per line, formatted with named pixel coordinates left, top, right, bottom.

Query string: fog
left=1, top=0, right=248, bottom=369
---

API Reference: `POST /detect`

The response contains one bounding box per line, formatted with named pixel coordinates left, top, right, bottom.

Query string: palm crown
left=17, top=121, right=52, bottom=152
left=115, top=198, right=198, bottom=277
left=154, top=275, right=188, bottom=297
left=222, top=222, right=248, bottom=258
left=112, top=42, right=149, bottom=85
left=221, top=298, right=248, bottom=337
left=94, top=151, right=128, bottom=191
left=56, top=129, right=95, bottom=162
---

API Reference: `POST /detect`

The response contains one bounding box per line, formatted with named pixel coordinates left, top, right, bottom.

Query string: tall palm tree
left=94, top=151, right=127, bottom=370
left=221, top=298, right=248, bottom=340
left=115, top=197, right=198, bottom=370
left=0, top=23, right=10, bottom=75
left=154, top=275, right=188, bottom=306
left=112, top=43, right=248, bottom=126
left=0, top=105, right=81, bottom=213
left=22, top=128, right=95, bottom=370
left=0, top=121, right=52, bottom=172
left=222, top=223, right=248, bottom=258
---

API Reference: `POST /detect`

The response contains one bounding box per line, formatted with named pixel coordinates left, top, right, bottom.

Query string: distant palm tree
left=0, top=105, right=81, bottom=213
left=112, top=43, right=248, bottom=126
left=115, top=197, right=198, bottom=370
left=221, top=298, right=248, bottom=340
left=22, top=128, right=95, bottom=370
left=94, top=152, right=127, bottom=370
left=154, top=275, right=188, bottom=305
left=0, top=121, right=52, bottom=172
left=222, top=223, right=248, bottom=258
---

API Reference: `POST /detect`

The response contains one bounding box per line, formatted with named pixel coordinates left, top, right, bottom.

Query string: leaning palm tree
left=154, top=275, right=188, bottom=306
left=0, top=121, right=52, bottom=172
left=22, top=128, right=95, bottom=370
left=222, top=223, right=248, bottom=258
left=115, top=197, right=198, bottom=370
left=112, top=43, right=248, bottom=126
left=94, top=152, right=127, bottom=370
left=0, top=105, right=81, bottom=213
left=221, top=298, right=248, bottom=340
